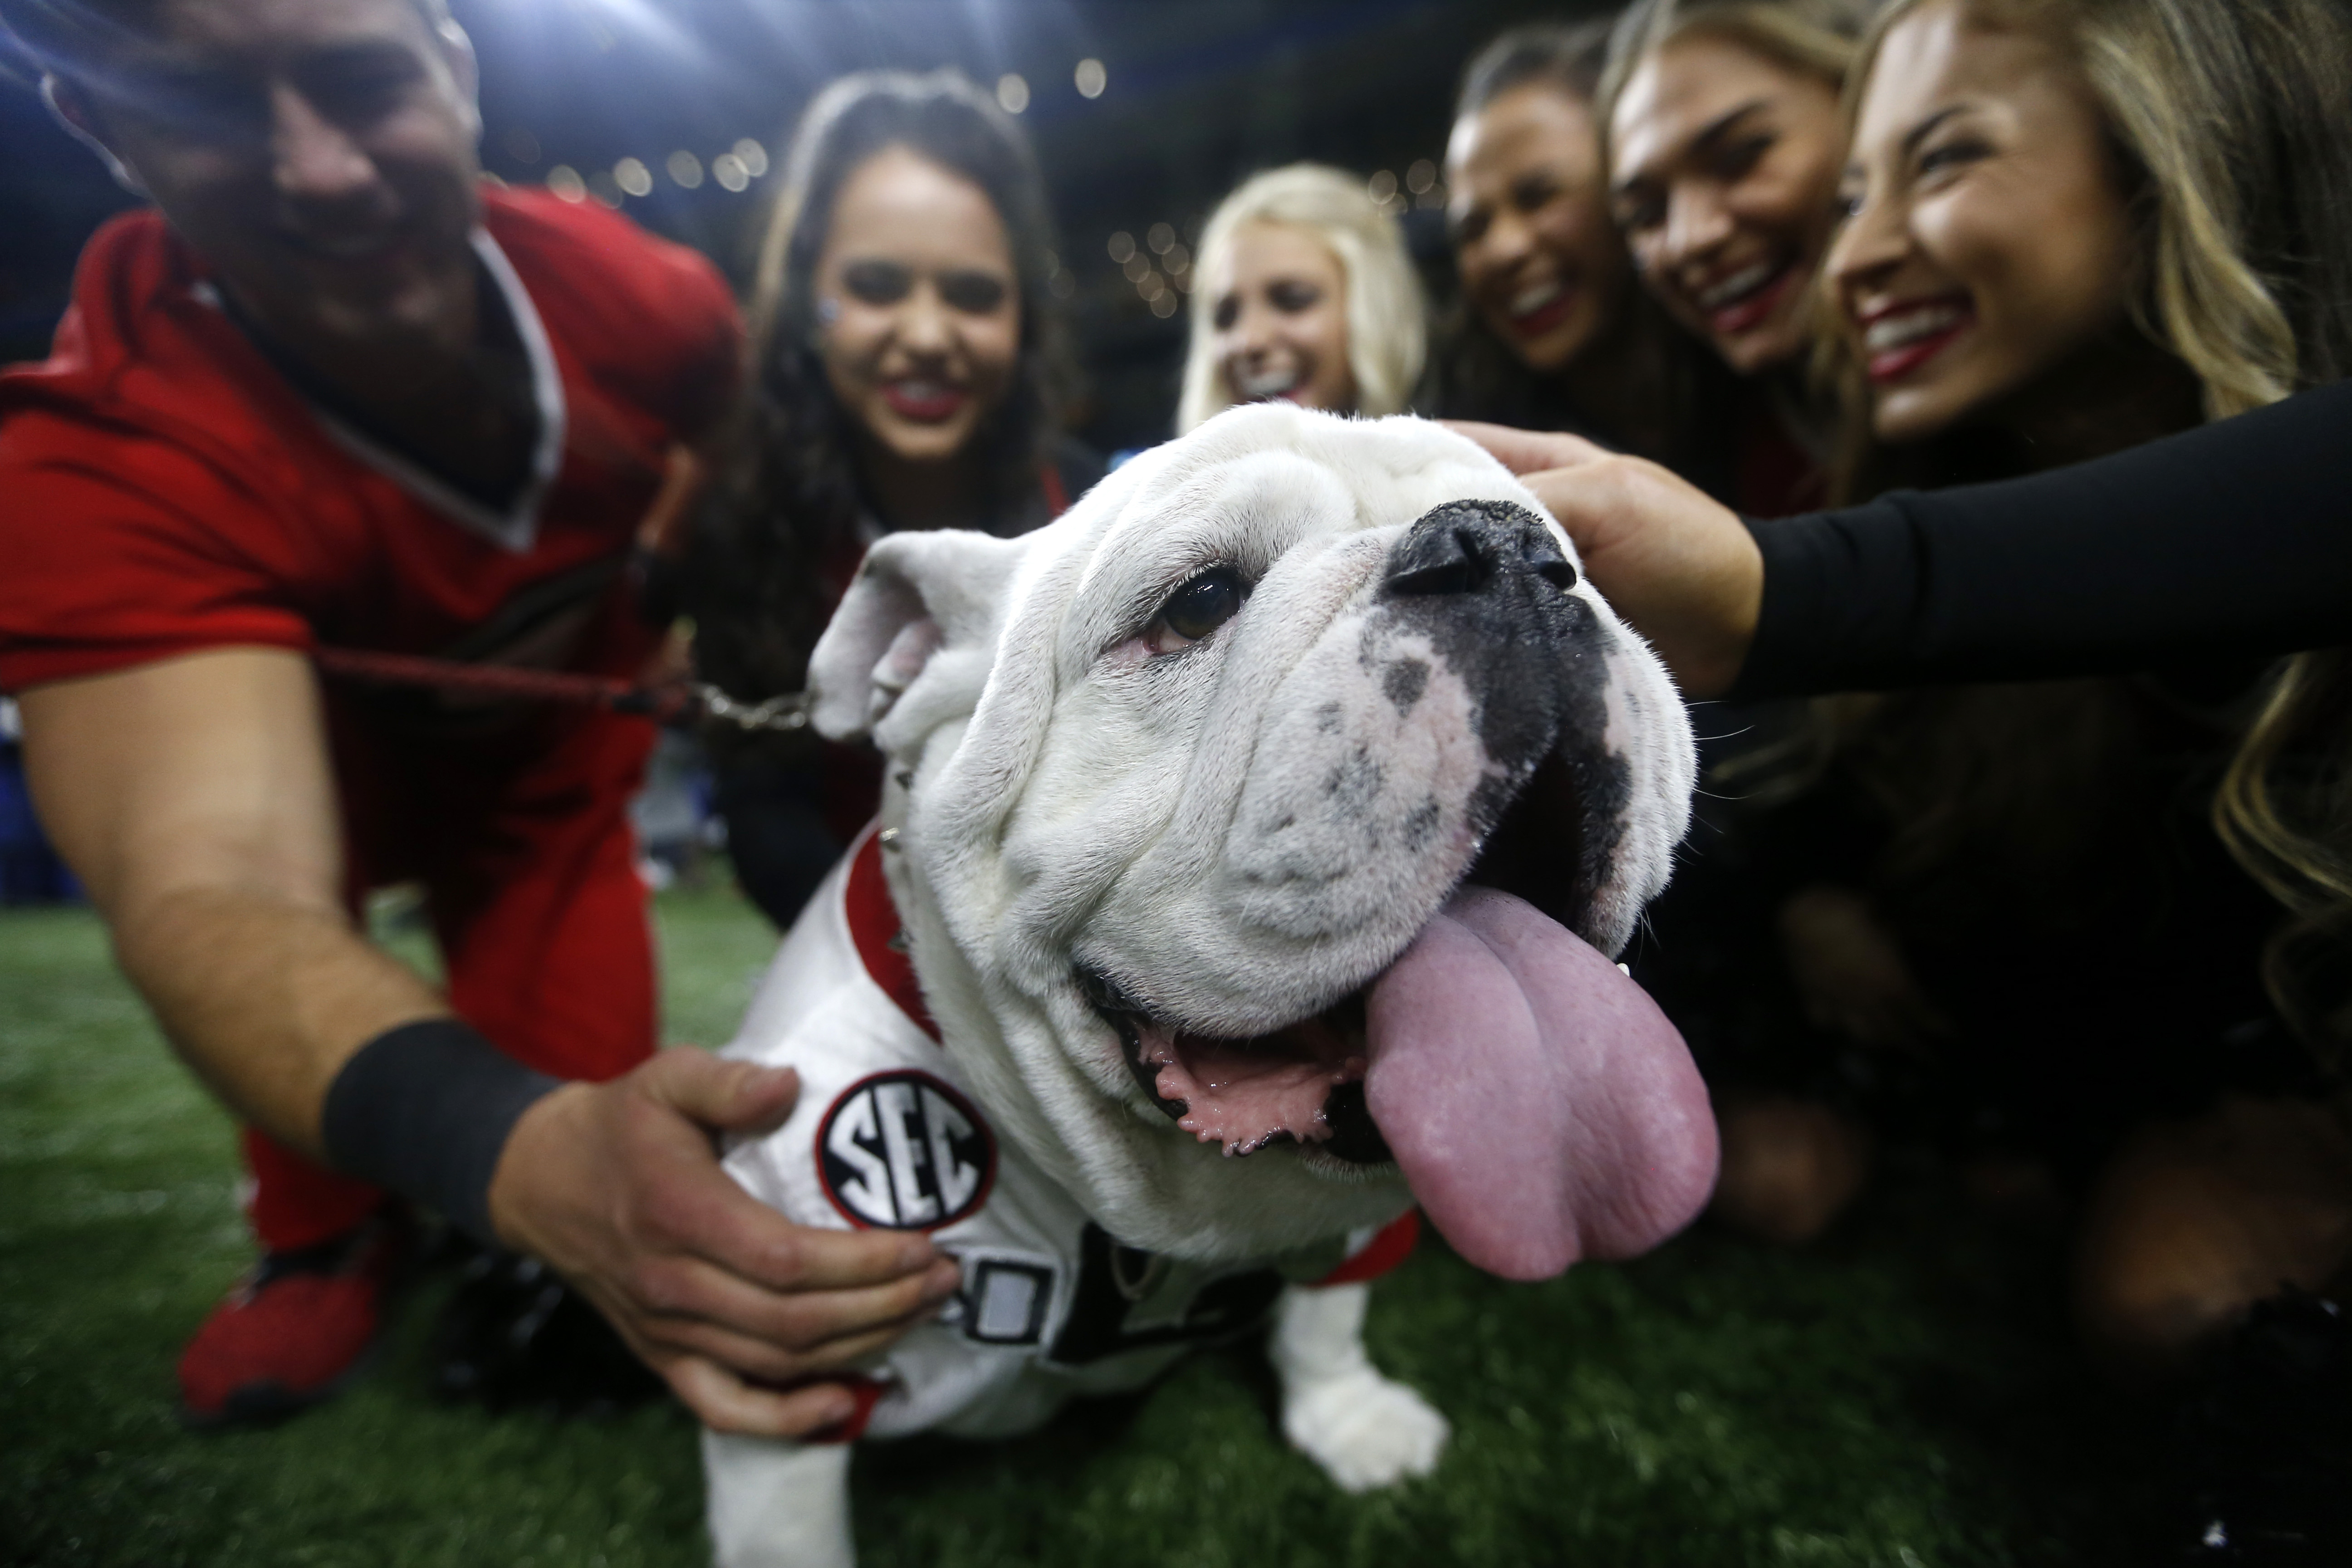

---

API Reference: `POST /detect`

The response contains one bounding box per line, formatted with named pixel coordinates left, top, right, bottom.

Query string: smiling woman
left=1175, top=164, right=1426, bottom=434
left=1433, top=21, right=1686, bottom=464
left=688, top=69, right=1102, bottom=929
left=1824, top=0, right=2352, bottom=489
left=1602, top=0, right=1866, bottom=377
left=1600, top=0, right=1871, bottom=515
left=1762, top=0, right=2352, bottom=1386
left=814, top=146, right=1024, bottom=469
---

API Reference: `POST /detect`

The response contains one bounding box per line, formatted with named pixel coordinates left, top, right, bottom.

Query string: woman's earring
left=815, top=296, right=842, bottom=327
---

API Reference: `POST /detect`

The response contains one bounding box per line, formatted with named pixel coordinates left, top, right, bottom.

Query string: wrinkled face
left=1448, top=83, right=1630, bottom=373
left=1206, top=221, right=1357, bottom=414
left=816, top=144, right=1023, bottom=466
left=813, top=407, right=1709, bottom=1274
left=1609, top=34, right=1845, bottom=376
left=58, top=0, right=484, bottom=368
left=1828, top=1, right=2136, bottom=443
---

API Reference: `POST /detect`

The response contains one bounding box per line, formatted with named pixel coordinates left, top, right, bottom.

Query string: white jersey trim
left=191, top=228, right=568, bottom=554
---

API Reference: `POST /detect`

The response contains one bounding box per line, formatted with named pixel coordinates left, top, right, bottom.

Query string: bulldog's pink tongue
left=1365, top=887, right=1718, bottom=1281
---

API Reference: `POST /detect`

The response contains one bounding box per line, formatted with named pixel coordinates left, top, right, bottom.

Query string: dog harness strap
left=1311, top=1210, right=1421, bottom=1288
left=845, top=826, right=941, bottom=1044
left=321, top=1017, right=560, bottom=1242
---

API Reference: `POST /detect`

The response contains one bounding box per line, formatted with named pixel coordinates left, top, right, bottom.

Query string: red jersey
left=0, top=186, right=741, bottom=894
left=0, top=189, right=743, bottom=1235
left=0, top=185, right=738, bottom=690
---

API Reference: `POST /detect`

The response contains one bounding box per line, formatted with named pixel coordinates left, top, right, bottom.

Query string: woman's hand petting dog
left=487, top=1046, right=963, bottom=1435
left=1445, top=421, right=1763, bottom=699
left=1775, top=885, right=1953, bottom=1055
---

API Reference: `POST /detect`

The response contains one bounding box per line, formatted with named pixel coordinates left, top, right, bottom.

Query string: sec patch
left=817, top=1071, right=996, bottom=1230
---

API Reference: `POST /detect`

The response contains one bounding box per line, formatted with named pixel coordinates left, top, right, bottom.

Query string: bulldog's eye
left=1147, top=567, right=1247, bottom=654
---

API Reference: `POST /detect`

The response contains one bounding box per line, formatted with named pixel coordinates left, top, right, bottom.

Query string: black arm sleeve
left=1733, top=378, right=2352, bottom=697
left=322, top=1018, right=558, bottom=1242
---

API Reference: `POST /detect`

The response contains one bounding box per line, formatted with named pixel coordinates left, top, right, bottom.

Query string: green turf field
left=1, top=882, right=2155, bottom=1566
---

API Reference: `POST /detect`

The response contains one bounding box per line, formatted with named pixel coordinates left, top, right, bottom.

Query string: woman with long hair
left=1174, top=164, right=1425, bottom=433
left=1586, top=0, right=1877, bottom=1246
left=1791, top=0, right=2352, bottom=1378
left=691, top=69, right=1099, bottom=926
left=1602, top=0, right=1872, bottom=515
left=1436, top=21, right=1678, bottom=461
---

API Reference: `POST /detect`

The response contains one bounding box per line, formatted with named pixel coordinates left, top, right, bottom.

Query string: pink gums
left=1139, top=1015, right=1367, bottom=1157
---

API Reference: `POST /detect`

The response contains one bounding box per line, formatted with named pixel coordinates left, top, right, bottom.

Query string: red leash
left=310, top=646, right=808, bottom=732
left=318, top=473, right=1076, bottom=730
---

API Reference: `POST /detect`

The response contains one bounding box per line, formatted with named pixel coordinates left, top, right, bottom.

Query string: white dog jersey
left=720, top=827, right=1418, bottom=1443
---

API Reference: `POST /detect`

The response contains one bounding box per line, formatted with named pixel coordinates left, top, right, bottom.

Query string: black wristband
left=320, top=1018, right=561, bottom=1243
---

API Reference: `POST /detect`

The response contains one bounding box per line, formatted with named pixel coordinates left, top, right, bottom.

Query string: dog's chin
left=1077, top=744, right=1601, bottom=1172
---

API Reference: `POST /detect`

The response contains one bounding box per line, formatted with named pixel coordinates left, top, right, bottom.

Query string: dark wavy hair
left=690, top=69, right=1072, bottom=707
left=1427, top=20, right=1616, bottom=426
left=1429, top=19, right=1742, bottom=490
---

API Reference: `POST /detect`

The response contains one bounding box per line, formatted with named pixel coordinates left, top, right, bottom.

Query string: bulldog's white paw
left=1282, top=1368, right=1450, bottom=1492
left=703, top=1431, right=855, bottom=1568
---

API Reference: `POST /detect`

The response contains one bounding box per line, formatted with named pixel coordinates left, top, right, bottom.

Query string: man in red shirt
left=0, top=0, right=956, bottom=1431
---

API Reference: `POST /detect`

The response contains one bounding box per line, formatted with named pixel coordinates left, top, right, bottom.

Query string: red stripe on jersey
left=1313, top=1209, right=1421, bottom=1287
left=845, top=826, right=940, bottom=1044
left=749, top=1372, right=887, bottom=1444
left=1039, top=460, right=1070, bottom=519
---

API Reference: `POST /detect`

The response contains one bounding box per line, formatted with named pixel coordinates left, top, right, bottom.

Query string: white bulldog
left=704, top=405, right=1716, bottom=1568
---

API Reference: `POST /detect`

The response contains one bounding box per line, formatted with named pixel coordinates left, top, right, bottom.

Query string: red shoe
left=177, top=1211, right=412, bottom=1428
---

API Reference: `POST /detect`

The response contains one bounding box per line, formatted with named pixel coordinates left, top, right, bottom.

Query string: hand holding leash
left=486, top=1046, right=963, bottom=1436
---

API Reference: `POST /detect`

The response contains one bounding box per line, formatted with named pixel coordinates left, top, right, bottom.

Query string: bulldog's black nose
left=1382, top=500, right=1577, bottom=598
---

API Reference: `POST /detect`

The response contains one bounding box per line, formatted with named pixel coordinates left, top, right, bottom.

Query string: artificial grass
left=1, top=883, right=2154, bottom=1566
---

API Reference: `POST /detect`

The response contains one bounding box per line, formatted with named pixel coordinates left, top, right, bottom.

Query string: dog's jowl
left=703, top=405, right=1717, bottom=1568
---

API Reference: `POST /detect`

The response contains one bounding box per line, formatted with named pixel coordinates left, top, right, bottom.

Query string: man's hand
left=1446, top=422, right=1765, bottom=698
left=488, top=1046, right=961, bottom=1437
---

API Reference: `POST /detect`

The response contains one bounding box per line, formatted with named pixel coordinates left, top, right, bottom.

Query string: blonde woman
left=1175, top=164, right=1426, bottom=433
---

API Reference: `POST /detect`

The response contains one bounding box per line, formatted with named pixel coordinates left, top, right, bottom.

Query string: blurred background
left=1, top=0, right=1609, bottom=451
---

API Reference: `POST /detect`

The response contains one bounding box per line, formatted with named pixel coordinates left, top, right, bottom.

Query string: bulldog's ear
left=807, top=529, right=1029, bottom=741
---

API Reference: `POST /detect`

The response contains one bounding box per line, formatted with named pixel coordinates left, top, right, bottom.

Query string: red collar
left=845, top=825, right=941, bottom=1044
